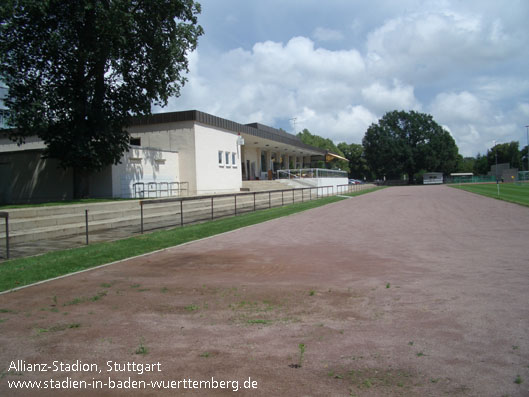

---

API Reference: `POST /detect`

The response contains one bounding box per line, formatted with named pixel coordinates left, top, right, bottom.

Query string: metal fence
left=133, top=181, right=189, bottom=198
left=277, top=168, right=348, bottom=179
left=0, top=183, right=375, bottom=260
left=449, top=175, right=496, bottom=184
left=139, top=185, right=335, bottom=233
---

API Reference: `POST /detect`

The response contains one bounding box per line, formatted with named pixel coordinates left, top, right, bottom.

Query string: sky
left=157, top=0, right=529, bottom=157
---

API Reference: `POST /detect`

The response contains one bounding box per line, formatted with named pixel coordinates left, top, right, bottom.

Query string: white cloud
left=429, top=91, right=522, bottom=156
left=366, top=10, right=521, bottom=82
left=162, top=2, right=529, bottom=158
left=296, top=105, right=378, bottom=143
left=164, top=37, right=370, bottom=141
left=361, top=80, right=421, bottom=114
left=312, top=27, right=344, bottom=42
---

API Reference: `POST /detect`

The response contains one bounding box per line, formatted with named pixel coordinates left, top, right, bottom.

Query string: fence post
left=234, top=195, right=237, bottom=215
left=292, top=189, right=295, bottom=203
left=5, top=213, right=8, bottom=259
left=269, top=191, right=271, bottom=208
left=281, top=191, right=284, bottom=206
left=140, top=202, right=144, bottom=234
left=180, top=199, right=184, bottom=227
left=253, top=192, right=256, bottom=212
left=211, top=197, right=214, bottom=220
left=85, top=209, right=89, bottom=245
left=302, top=188, right=304, bottom=202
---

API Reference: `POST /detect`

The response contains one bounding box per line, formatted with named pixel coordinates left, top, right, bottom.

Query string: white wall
left=289, top=177, right=349, bottom=191
left=111, top=147, right=179, bottom=198
left=127, top=121, right=197, bottom=194
left=0, top=134, right=46, bottom=152
left=242, top=147, right=260, bottom=180
left=194, top=123, right=242, bottom=194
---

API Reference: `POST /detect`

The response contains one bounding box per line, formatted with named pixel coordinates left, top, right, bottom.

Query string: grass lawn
left=0, top=187, right=383, bottom=292
left=451, top=183, right=529, bottom=207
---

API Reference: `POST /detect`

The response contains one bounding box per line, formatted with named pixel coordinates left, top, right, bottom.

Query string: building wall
left=0, top=134, right=46, bottom=153
left=194, top=123, right=242, bottom=194
left=242, top=147, right=260, bottom=180
left=89, top=166, right=113, bottom=198
left=128, top=121, right=197, bottom=194
left=0, top=150, right=73, bottom=204
left=111, top=147, right=179, bottom=198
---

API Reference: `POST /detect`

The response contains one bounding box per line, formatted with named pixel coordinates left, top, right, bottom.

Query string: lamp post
left=493, top=140, right=499, bottom=196
left=525, top=125, right=529, bottom=173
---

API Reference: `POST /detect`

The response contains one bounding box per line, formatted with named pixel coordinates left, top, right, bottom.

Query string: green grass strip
left=0, top=188, right=382, bottom=292
left=450, top=183, right=529, bottom=207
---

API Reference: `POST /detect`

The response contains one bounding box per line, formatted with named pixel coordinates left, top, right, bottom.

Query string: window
left=218, top=150, right=223, bottom=165
left=225, top=152, right=230, bottom=166
left=232, top=152, right=236, bottom=166
left=130, top=137, right=141, bottom=146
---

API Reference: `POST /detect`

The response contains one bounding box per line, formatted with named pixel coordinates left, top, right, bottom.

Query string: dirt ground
left=1, top=185, right=528, bottom=396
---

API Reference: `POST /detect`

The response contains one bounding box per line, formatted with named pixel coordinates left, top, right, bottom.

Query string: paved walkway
left=1, top=186, right=528, bottom=396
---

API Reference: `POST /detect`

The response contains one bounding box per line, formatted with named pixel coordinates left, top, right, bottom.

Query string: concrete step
left=5, top=195, right=253, bottom=233
left=0, top=191, right=317, bottom=244
left=242, top=180, right=291, bottom=191
left=4, top=200, right=141, bottom=219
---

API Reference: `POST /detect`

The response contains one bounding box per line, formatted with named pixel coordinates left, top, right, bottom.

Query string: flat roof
left=130, top=110, right=327, bottom=155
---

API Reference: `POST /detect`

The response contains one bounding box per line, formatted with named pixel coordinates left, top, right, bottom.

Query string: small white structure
left=423, top=172, right=444, bottom=185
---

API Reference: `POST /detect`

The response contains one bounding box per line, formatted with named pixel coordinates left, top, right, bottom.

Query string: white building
left=423, top=172, right=444, bottom=185
left=0, top=110, right=328, bottom=203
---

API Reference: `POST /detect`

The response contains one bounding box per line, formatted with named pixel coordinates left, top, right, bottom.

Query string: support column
left=266, top=151, right=272, bottom=171
left=241, top=147, right=246, bottom=180
left=256, top=148, right=262, bottom=180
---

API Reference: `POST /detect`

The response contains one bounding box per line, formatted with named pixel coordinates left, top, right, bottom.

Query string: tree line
left=298, top=110, right=528, bottom=183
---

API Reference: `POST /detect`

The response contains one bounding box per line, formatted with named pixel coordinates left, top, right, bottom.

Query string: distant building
left=423, top=172, right=443, bottom=185
left=489, top=163, right=518, bottom=182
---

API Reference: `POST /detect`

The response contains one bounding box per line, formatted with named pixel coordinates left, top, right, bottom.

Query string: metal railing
left=336, top=183, right=372, bottom=195
left=133, top=181, right=189, bottom=198
left=0, top=183, right=377, bottom=260
left=139, top=185, right=334, bottom=233
left=277, top=168, right=348, bottom=179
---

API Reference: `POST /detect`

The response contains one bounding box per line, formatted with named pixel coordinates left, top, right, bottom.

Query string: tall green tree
left=362, top=110, right=459, bottom=183
left=473, top=153, right=490, bottom=175
left=297, top=128, right=349, bottom=171
left=487, top=141, right=521, bottom=169
left=0, top=0, right=203, bottom=197
left=337, top=142, right=372, bottom=180
left=456, top=156, right=476, bottom=173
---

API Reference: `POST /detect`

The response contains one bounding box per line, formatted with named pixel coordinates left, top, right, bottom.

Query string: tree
left=297, top=128, right=349, bottom=171
left=362, top=110, right=459, bottom=183
left=487, top=141, right=521, bottom=170
left=473, top=153, right=489, bottom=175
left=337, top=142, right=372, bottom=180
left=0, top=0, right=203, bottom=197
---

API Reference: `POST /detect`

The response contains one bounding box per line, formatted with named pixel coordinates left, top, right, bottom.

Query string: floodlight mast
left=525, top=125, right=529, bottom=173
left=493, top=140, right=499, bottom=196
